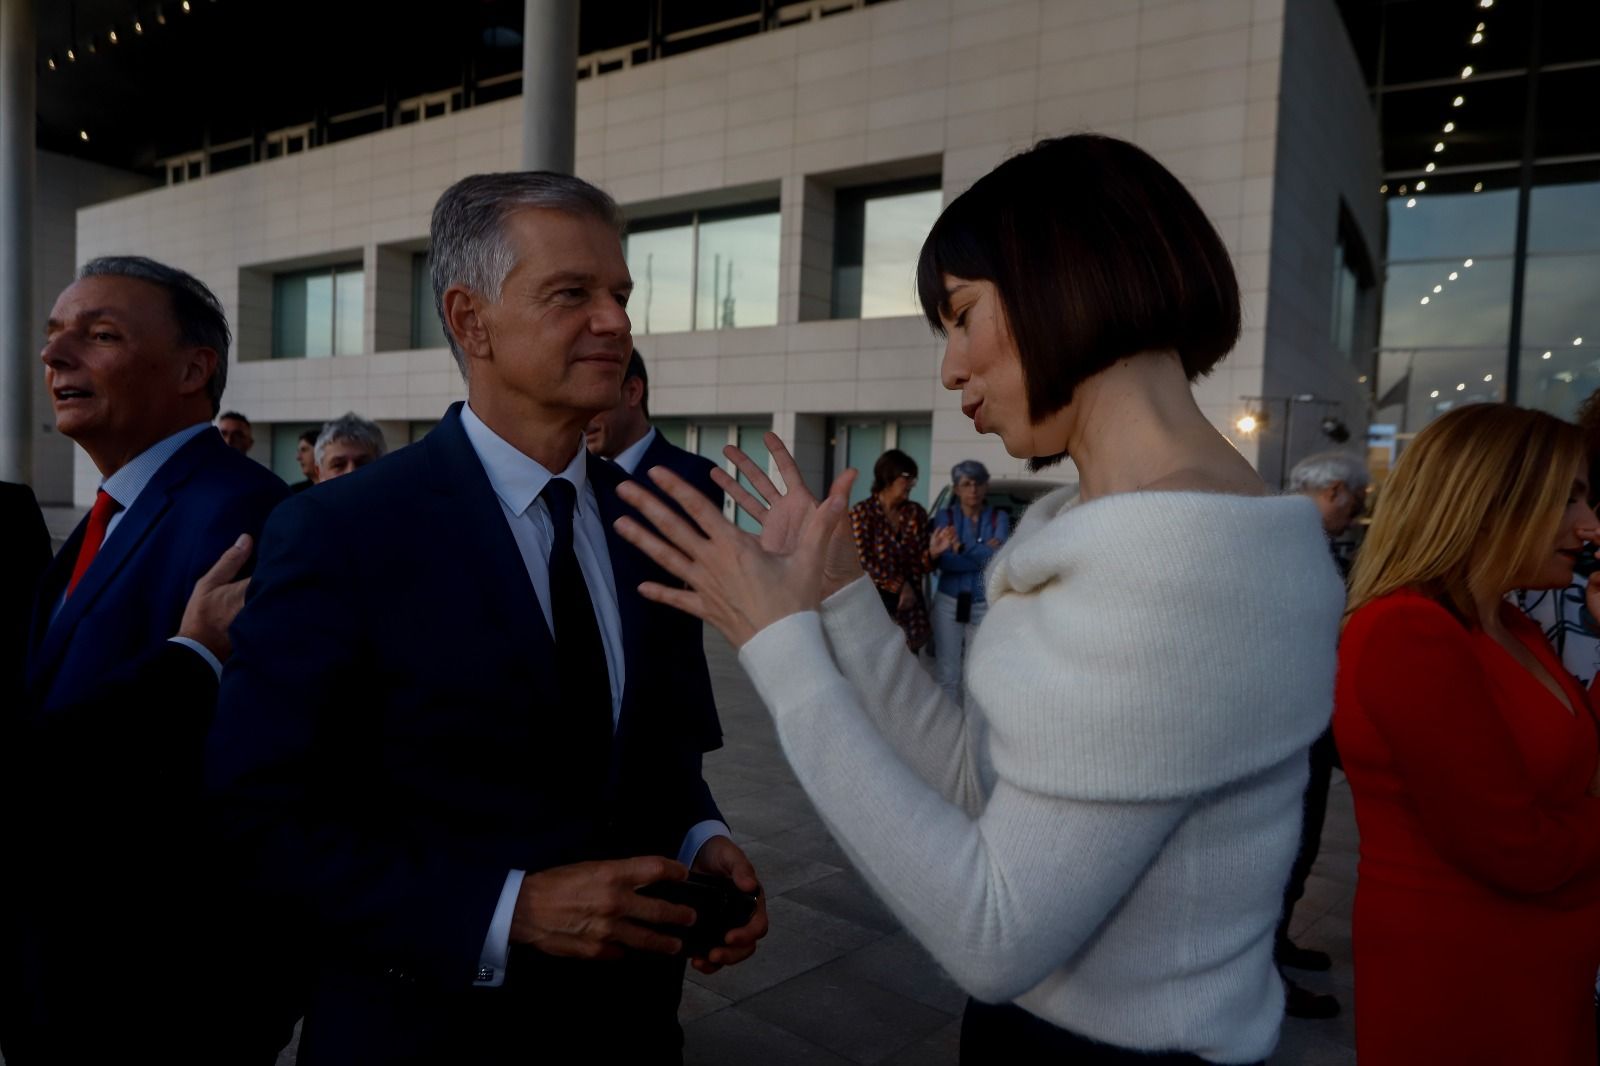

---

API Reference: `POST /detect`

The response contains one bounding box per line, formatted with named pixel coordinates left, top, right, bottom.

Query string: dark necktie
left=539, top=478, right=614, bottom=761
left=65, top=489, right=123, bottom=598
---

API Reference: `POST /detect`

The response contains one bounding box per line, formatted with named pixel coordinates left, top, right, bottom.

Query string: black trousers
left=1276, top=728, right=1339, bottom=946
left=960, top=1000, right=1259, bottom=1064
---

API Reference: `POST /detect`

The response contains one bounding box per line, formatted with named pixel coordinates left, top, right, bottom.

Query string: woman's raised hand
left=613, top=433, right=860, bottom=648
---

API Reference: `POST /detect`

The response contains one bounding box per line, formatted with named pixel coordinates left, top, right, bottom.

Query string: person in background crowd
left=616, top=133, right=1342, bottom=1063
left=850, top=448, right=931, bottom=651
left=928, top=460, right=1009, bottom=704
left=1520, top=388, right=1600, bottom=685
left=2, top=256, right=290, bottom=1064
left=217, top=409, right=254, bottom=454
left=585, top=349, right=723, bottom=509
left=1337, top=403, right=1600, bottom=1066
left=292, top=427, right=320, bottom=493
left=1274, top=450, right=1370, bottom=1021
left=315, top=412, right=387, bottom=482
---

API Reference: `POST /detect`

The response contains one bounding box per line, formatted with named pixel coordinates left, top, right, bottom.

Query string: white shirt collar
left=459, top=401, right=588, bottom=517
left=100, top=421, right=214, bottom=511
left=611, top=426, right=658, bottom=477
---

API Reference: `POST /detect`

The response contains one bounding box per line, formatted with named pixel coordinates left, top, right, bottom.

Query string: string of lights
left=44, top=1, right=215, bottom=143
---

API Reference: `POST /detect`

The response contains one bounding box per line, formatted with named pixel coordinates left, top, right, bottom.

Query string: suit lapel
left=588, top=453, right=648, bottom=726
left=27, top=432, right=217, bottom=695
left=422, top=404, right=554, bottom=668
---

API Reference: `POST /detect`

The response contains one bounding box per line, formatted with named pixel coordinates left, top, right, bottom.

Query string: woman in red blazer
left=1337, top=403, right=1600, bottom=1065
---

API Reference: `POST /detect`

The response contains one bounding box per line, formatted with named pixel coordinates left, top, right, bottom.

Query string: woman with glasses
left=848, top=448, right=931, bottom=650
left=929, top=460, right=1010, bottom=704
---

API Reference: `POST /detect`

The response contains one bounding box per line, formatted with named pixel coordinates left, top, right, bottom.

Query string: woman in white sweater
left=615, top=135, right=1344, bottom=1064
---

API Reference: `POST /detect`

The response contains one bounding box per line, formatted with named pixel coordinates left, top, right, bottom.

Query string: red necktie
left=65, top=489, right=123, bottom=598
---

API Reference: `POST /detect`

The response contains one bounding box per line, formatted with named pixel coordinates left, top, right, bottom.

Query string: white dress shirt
left=54, top=421, right=224, bottom=676
left=459, top=403, right=729, bottom=987
left=610, top=426, right=657, bottom=477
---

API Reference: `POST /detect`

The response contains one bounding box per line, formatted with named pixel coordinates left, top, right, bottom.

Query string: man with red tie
left=0, top=257, right=286, bottom=1065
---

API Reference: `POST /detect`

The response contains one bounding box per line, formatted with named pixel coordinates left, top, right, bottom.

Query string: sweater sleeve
left=820, top=577, right=985, bottom=813
left=740, top=611, right=1189, bottom=1003
left=1351, top=601, right=1600, bottom=897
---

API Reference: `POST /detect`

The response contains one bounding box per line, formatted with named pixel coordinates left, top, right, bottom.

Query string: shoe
left=1276, top=938, right=1332, bottom=972
left=1283, top=977, right=1341, bottom=1020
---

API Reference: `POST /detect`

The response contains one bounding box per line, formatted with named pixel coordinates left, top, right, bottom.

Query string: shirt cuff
left=474, top=869, right=523, bottom=988
left=678, top=820, right=733, bottom=868
left=168, top=636, right=222, bottom=680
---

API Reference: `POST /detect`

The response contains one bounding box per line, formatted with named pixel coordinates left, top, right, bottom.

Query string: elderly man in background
left=315, top=411, right=387, bottom=481
left=1275, top=449, right=1369, bottom=1020
left=2, top=256, right=289, bottom=1064
left=217, top=409, right=255, bottom=454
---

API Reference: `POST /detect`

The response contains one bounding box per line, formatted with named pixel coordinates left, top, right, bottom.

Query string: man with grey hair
left=314, top=411, right=388, bottom=482
left=4, top=256, right=289, bottom=1062
left=212, top=172, right=766, bottom=1062
left=1288, top=449, right=1369, bottom=545
left=1273, top=449, right=1368, bottom=1020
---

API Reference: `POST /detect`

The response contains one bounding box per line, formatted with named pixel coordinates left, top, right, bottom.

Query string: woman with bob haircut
left=614, top=134, right=1343, bottom=1063
left=1337, top=403, right=1600, bottom=1066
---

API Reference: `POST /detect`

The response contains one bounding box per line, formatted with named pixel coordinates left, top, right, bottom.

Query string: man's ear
left=623, top=374, right=645, bottom=409
left=178, top=347, right=218, bottom=399
left=443, top=285, right=493, bottom=362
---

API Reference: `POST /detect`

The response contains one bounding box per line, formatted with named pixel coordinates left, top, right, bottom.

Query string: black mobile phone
left=638, top=872, right=760, bottom=957
left=955, top=591, right=973, bottom=623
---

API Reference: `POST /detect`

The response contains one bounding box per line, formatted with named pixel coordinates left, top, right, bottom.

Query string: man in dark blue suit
left=2, top=257, right=288, bottom=1064
left=208, top=173, right=767, bottom=1064
left=585, top=350, right=725, bottom=510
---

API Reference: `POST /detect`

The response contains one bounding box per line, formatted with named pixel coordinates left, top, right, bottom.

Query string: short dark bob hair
left=871, top=449, right=918, bottom=495
left=916, top=135, right=1240, bottom=424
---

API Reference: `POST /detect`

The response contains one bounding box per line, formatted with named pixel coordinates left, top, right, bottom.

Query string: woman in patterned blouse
left=850, top=449, right=932, bottom=650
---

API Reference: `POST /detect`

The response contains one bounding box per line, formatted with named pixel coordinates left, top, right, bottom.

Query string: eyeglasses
left=897, top=473, right=917, bottom=484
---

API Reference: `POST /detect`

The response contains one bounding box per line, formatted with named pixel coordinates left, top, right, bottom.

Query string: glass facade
left=623, top=203, right=779, bottom=334
left=1361, top=1, right=1600, bottom=432
left=839, top=418, right=932, bottom=508
left=412, top=252, right=448, bottom=350
left=273, top=263, right=364, bottom=358
left=833, top=180, right=942, bottom=319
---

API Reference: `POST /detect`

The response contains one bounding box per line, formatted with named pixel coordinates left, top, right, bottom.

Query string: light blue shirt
left=459, top=403, right=730, bottom=987
left=610, top=426, right=657, bottom=477
left=57, top=421, right=224, bottom=676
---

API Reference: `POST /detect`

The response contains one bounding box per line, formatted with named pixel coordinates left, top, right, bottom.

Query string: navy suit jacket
left=631, top=430, right=725, bottom=512
left=4, top=428, right=286, bottom=1062
left=207, top=403, right=725, bottom=1058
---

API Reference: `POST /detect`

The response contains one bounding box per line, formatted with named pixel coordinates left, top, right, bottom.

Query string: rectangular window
left=834, top=179, right=942, bottom=320
left=411, top=253, right=448, bottom=349
left=1331, top=206, right=1375, bottom=363
left=623, top=202, right=780, bottom=334
left=838, top=418, right=932, bottom=508
left=273, top=263, right=364, bottom=359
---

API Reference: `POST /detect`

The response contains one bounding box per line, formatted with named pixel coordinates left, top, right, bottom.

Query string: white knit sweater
left=739, top=487, right=1344, bottom=1063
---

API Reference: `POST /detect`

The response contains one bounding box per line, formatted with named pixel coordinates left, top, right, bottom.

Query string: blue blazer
left=207, top=403, right=725, bottom=1060
left=6, top=428, right=287, bottom=1062
left=632, top=429, right=725, bottom=512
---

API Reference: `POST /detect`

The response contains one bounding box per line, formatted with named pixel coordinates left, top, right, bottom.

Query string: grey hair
left=315, top=412, right=387, bottom=466
left=1288, top=450, right=1370, bottom=494
left=950, top=460, right=991, bottom=486
left=78, top=255, right=231, bottom=415
left=428, top=171, right=626, bottom=378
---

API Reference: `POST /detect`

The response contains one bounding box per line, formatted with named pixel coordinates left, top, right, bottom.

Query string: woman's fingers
left=645, top=466, right=740, bottom=543
left=710, top=467, right=774, bottom=527
left=723, top=444, right=784, bottom=507
left=636, top=580, right=710, bottom=618
left=799, top=474, right=853, bottom=555
left=614, top=516, right=699, bottom=584
left=764, top=433, right=817, bottom=504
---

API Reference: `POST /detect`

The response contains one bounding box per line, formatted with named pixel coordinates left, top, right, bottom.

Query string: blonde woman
left=1337, top=403, right=1600, bottom=1065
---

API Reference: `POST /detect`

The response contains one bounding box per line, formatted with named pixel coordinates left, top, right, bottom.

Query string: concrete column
left=521, top=0, right=579, bottom=173
left=0, top=0, right=34, bottom=483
